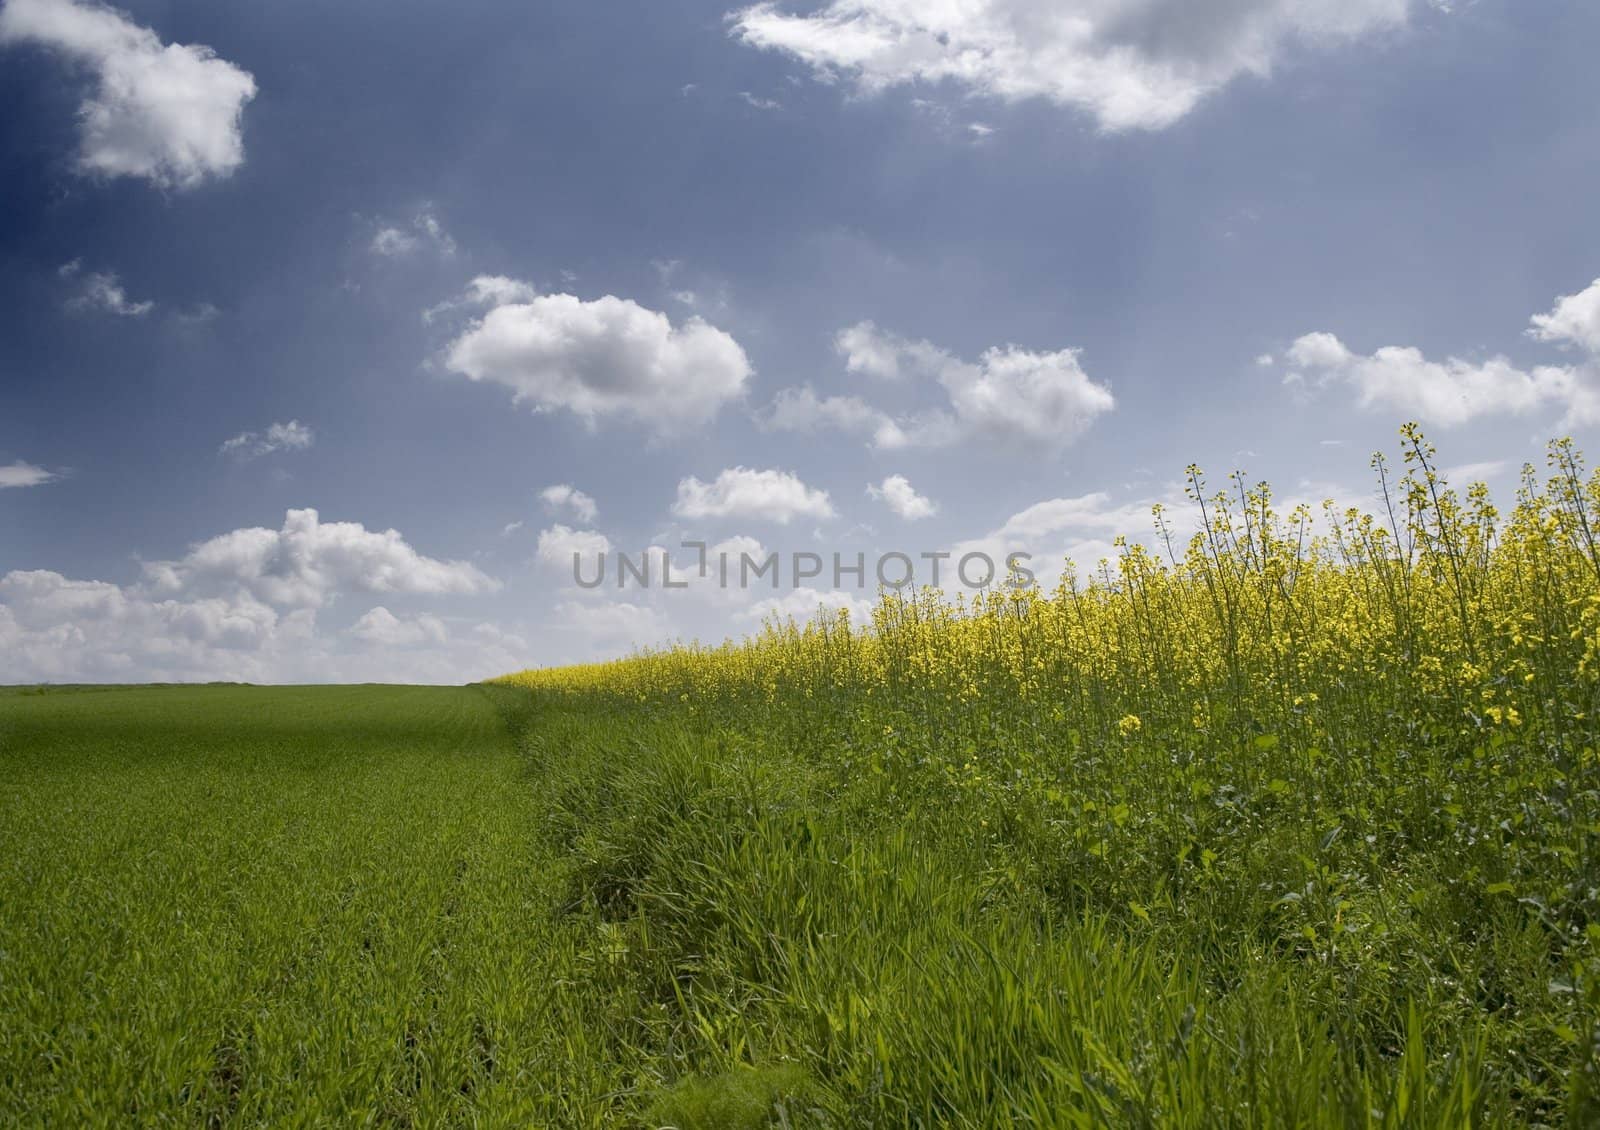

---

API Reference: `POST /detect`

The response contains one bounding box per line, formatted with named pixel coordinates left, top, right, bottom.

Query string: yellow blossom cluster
left=498, top=431, right=1600, bottom=760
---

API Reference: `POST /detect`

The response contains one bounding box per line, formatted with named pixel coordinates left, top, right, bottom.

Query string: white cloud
left=64, top=265, right=152, bottom=316
left=663, top=534, right=778, bottom=605
left=142, top=508, right=499, bottom=609
left=760, top=384, right=907, bottom=448
left=550, top=598, right=674, bottom=652
left=739, top=91, right=783, bottom=110
left=442, top=286, right=752, bottom=434
left=836, top=320, right=944, bottom=380
left=782, top=321, right=1115, bottom=450
left=0, top=460, right=58, bottom=489
left=729, top=0, right=1417, bottom=133
left=943, top=342, right=1115, bottom=446
left=868, top=473, right=936, bottom=519
left=0, top=511, right=509, bottom=684
left=218, top=420, right=315, bottom=460
left=989, top=492, right=1159, bottom=543
left=947, top=489, right=1169, bottom=590
left=422, top=275, right=541, bottom=324
left=371, top=206, right=456, bottom=258
left=536, top=524, right=612, bottom=569
left=1284, top=332, right=1592, bottom=428
left=1, top=568, right=278, bottom=657
left=348, top=606, right=447, bottom=647
left=0, top=0, right=256, bottom=188
left=540, top=483, right=598, bottom=523
left=739, top=587, right=876, bottom=627
left=463, top=275, right=539, bottom=306
left=0, top=571, right=527, bottom=684
left=672, top=467, right=836, bottom=524
left=1529, top=278, right=1600, bottom=355
left=371, top=228, right=417, bottom=257
left=1283, top=277, right=1600, bottom=429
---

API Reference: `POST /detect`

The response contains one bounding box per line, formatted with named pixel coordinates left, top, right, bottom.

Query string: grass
left=0, top=684, right=644, bottom=1126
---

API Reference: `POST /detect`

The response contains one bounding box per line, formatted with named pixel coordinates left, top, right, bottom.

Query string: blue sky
left=2, top=0, right=1599, bottom=682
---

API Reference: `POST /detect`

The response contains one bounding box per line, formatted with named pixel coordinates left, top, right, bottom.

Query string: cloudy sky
left=2, top=0, right=1599, bottom=683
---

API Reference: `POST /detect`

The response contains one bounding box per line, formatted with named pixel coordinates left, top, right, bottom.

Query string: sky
left=2, top=0, right=1599, bottom=684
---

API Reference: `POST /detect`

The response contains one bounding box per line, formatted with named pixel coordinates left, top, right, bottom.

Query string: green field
left=3, top=664, right=1596, bottom=1125
left=0, top=684, right=637, bottom=1127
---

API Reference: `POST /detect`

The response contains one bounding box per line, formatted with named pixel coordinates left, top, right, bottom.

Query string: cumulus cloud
left=0, top=460, right=59, bottom=489
left=868, top=473, right=936, bottom=519
left=739, top=587, right=876, bottom=627
left=0, top=0, right=256, bottom=188
left=371, top=206, right=456, bottom=258
left=464, top=275, right=539, bottom=306
left=729, top=0, right=1418, bottom=132
left=673, top=467, right=836, bottom=524
left=537, top=524, right=612, bottom=570
left=218, top=420, right=315, bottom=460
left=939, top=342, right=1116, bottom=446
left=422, top=275, right=541, bottom=324
left=760, top=385, right=896, bottom=443
left=835, top=320, right=946, bottom=380
left=947, top=489, right=1167, bottom=591
left=141, top=508, right=499, bottom=609
left=549, top=598, right=674, bottom=652
left=1, top=568, right=283, bottom=662
left=61, top=261, right=152, bottom=316
left=0, top=510, right=508, bottom=684
left=987, top=491, right=1161, bottom=544
left=540, top=483, right=598, bottom=523
left=0, top=571, right=524, bottom=683
left=769, top=321, right=1114, bottom=450
left=1283, top=329, right=1596, bottom=429
left=1529, top=278, right=1600, bottom=355
left=441, top=283, right=752, bottom=434
left=348, top=606, right=447, bottom=647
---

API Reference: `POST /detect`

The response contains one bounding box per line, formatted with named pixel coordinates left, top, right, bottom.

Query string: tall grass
left=497, top=426, right=1600, bottom=1125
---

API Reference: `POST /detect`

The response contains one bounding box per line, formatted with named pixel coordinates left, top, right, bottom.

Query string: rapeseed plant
left=497, top=426, right=1600, bottom=1125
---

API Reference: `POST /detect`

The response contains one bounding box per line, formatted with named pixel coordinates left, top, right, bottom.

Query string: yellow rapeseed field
left=503, top=427, right=1599, bottom=752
